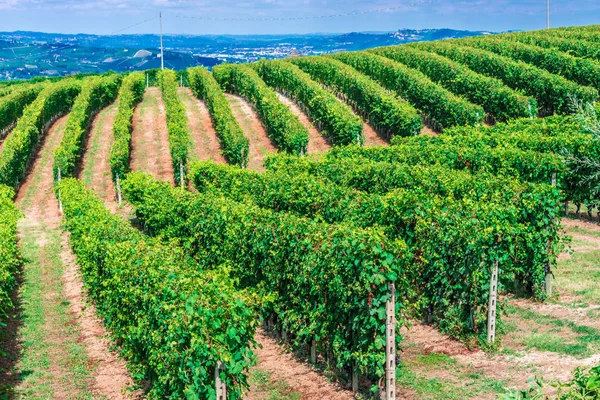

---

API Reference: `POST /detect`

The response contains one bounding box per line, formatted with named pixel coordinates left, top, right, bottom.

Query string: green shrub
left=53, top=75, right=121, bottom=179
left=0, top=82, right=47, bottom=134
left=57, top=178, right=258, bottom=399
left=0, top=79, right=81, bottom=188
left=158, top=69, right=190, bottom=185
left=109, top=72, right=146, bottom=181
left=0, top=185, right=22, bottom=327
left=213, top=64, right=309, bottom=154
left=187, top=67, right=249, bottom=167
left=465, top=37, right=600, bottom=91
left=413, top=41, right=598, bottom=114
left=123, top=172, right=407, bottom=379
left=329, top=51, right=484, bottom=130
left=253, top=60, right=364, bottom=144
left=370, top=46, right=536, bottom=122
left=288, top=56, right=423, bottom=138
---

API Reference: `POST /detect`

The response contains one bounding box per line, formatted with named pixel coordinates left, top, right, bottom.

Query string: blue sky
left=0, top=0, right=599, bottom=35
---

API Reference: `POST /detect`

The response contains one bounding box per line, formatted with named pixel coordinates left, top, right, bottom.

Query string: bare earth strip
left=361, top=122, right=388, bottom=147
left=177, top=87, right=226, bottom=164
left=224, top=93, right=277, bottom=171
left=420, top=124, right=438, bottom=136
left=275, top=93, right=331, bottom=154
left=80, top=103, right=119, bottom=211
left=245, top=330, right=354, bottom=400
left=11, top=115, right=140, bottom=399
left=131, top=87, right=175, bottom=184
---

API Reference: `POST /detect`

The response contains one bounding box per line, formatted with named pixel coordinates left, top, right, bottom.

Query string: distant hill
left=0, top=29, right=492, bottom=80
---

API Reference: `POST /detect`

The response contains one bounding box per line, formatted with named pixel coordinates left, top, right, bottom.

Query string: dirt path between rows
left=10, top=114, right=141, bottom=399
left=80, top=103, right=119, bottom=212
left=361, top=122, right=388, bottom=147
left=275, top=93, right=331, bottom=154
left=245, top=330, right=353, bottom=400
left=420, top=124, right=438, bottom=136
left=131, top=87, right=175, bottom=184
left=562, top=216, right=600, bottom=233
left=177, top=87, right=226, bottom=164
left=224, top=94, right=277, bottom=171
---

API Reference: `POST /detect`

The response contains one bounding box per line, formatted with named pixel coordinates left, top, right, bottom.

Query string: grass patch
left=411, top=353, right=456, bottom=369
left=11, top=228, right=52, bottom=398
left=555, top=249, right=600, bottom=303
left=248, top=369, right=301, bottom=400
left=396, top=362, right=507, bottom=399
left=568, top=225, right=600, bottom=239
left=13, top=222, right=97, bottom=399
left=505, top=305, right=600, bottom=358
left=558, top=301, right=590, bottom=309
left=587, top=308, right=600, bottom=319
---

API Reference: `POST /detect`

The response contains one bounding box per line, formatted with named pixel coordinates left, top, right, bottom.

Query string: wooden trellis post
left=180, top=162, right=185, bottom=189
left=215, top=361, right=226, bottom=400
left=545, top=172, right=557, bottom=297
left=385, top=282, right=396, bottom=400
left=57, top=168, right=62, bottom=213
left=352, top=362, right=359, bottom=392
left=116, top=175, right=123, bottom=206
left=487, top=261, right=499, bottom=344
left=528, top=103, right=534, bottom=119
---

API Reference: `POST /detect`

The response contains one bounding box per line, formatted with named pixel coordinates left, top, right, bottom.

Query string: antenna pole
left=546, top=0, right=550, bottom=29
left=160, top=12, right=164, bottom=70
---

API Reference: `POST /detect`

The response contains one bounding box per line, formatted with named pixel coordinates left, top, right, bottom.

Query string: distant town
left=0, top=29, right=491, bottom=80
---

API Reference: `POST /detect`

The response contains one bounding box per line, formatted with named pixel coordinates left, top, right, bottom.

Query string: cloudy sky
left=0, top=0, right=598, bottom=35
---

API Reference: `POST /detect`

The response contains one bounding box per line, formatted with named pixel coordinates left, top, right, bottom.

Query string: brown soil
left=400, top=323, right=476, bottom=358
left=362, top=122, right=388, bottom=147
left=80, top=104, right=119, bottom=211
left=420, top=125, right=438, bottom=136
left=275, top=93, right=332, bottom=154
left=15, top=115, right=70, bottom=208
left=130, top=87, right=175, bottom=184
left=13, top=115, right=140, bottom=399
left=245, top=329, right=353, bottom=400
left=177, top=87, right=226, bottom=164
left=224, top=94, right=277, bottom=171
left=562, top=216, right=600, bottom=233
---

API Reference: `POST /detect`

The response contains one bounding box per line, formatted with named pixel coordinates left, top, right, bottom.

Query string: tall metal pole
left=160, top=12, right=164, bottom=70
left=546, top=0, right=550, bottom=29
